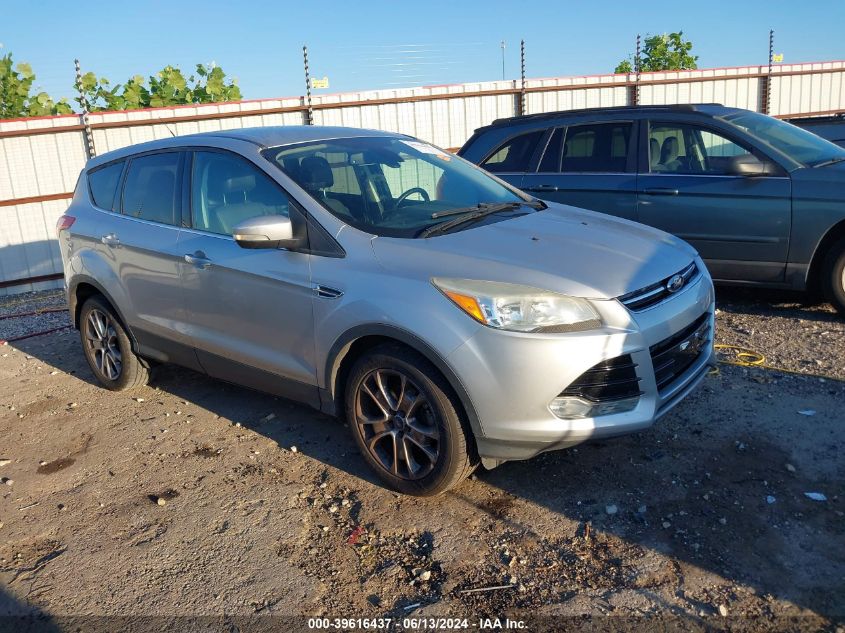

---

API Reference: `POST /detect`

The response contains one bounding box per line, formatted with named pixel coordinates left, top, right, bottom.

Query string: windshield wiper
left=429, top=199, right=545, bottom=220
left=812, top=157, right=845, bottom=168
left=419, top=202, right=526, bottom=238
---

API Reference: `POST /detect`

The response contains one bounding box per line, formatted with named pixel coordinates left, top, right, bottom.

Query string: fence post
left=519, top=39, right=526, bottom=116
left=74, top=59, right=96, bottom=159
left=763, top=29, right=774, bottom=115
left=303, top=45, right=313, bottom=125
left=634, top=34, right=641, bottom=106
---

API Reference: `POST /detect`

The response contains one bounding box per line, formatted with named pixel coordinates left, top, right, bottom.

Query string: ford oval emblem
left=666, top=274, right=685, bottom=293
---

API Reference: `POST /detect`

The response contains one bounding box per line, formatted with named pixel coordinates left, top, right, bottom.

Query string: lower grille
left=650, top=314, right=710, bottom=391
left=559, top=354, right=642, bottom=402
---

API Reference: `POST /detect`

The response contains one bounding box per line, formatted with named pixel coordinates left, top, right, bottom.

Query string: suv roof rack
left=488, top=103, right=725, bottom=127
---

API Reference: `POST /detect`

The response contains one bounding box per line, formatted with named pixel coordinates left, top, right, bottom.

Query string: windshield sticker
left=402, top=140, right=451, bottom=159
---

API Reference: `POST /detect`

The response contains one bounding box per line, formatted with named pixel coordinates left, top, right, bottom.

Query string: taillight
left=56, top=215, right=75, bottom=237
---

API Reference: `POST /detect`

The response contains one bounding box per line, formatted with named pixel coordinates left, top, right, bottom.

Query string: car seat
left=299, top=156, right=352, bottom=218
left=657, top=136, right=682, bottom=172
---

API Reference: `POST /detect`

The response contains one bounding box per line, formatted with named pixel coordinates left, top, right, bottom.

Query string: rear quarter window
left=87, top=161, right=125, bottom=211
left=481, top=129, right=545, bottom=173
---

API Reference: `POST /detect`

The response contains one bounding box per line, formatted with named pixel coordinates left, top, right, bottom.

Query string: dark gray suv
left=460, top=104, right=845, bottom=314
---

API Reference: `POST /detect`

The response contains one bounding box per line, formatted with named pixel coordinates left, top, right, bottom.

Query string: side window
left=88, top=161, right=124, bottom=211
left=649, top=122, right=753, bottom=175
left=481, top=129, right=545, bottom=173
left=191, top=151, right=289, bottom=235
left=538, top=128, right=564, bottom=172
left=560, top=122, right=633, bottom=173
left=122, top=153, right=181, bottom=225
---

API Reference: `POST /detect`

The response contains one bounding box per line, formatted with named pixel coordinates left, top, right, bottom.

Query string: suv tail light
left=56, top=214, right=76, bottom=237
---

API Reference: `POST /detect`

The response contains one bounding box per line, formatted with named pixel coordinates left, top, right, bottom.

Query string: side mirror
left=232, top=215, right=303, bottom=250
left=728, top=154, right=770, bottom=177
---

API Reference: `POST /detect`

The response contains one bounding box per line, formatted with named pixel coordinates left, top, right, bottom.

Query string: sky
left=3, top=0, right=845, bottom=104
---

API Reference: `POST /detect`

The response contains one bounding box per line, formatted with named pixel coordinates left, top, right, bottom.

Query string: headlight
left=431, top=278, right=601, bottom=333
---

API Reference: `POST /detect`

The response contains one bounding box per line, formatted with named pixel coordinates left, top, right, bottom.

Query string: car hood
left=371, top=204, right=699, bottom=299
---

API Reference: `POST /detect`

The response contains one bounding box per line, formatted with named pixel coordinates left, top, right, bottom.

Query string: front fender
left=322, top=322, right=483, bottom=443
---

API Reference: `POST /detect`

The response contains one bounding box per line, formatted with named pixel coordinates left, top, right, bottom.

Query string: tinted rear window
left=121, top=152, right=181, bottom=225
left=88, top=161, right=124, bottom=210
left=481, top=129, right=544, bottom=173
left=560, top=122, right=633, bottom=173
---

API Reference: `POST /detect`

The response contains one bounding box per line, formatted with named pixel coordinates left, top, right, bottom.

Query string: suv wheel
left=79, top=296, right=149, bottom=391
left=345, top=344, right=477, bottom=496
left=822, top=238, right=845, bottom=316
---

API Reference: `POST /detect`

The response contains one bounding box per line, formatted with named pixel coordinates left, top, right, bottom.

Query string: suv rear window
left=88, top=161, right=124, bottom=211
left=559, top=122, right=633, bottom=173
left=481, top=130, right=544, bottom=173
left=121, top=152, right=181, bottom=225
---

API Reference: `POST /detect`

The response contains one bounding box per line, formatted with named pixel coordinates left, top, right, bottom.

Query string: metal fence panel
left=1, top=60, right=844, bottom=294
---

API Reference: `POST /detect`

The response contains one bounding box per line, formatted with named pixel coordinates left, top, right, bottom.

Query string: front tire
left=344, top=344, right=477, bottom=496
left=822, top=238, right=845, bottom=316
left=79, top=296, right=149, bottom=391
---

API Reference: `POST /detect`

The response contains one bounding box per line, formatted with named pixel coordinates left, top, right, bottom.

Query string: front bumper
left=446, top=269, right=715, bottom=463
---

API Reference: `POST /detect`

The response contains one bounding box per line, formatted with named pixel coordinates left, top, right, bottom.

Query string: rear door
left=520, top=121, right=639, bottom=221
left=177, top=149, right=318, bottom=405
left=637, top=119, right=791, bottom=283
left=110, top=150, right=200, bottom=369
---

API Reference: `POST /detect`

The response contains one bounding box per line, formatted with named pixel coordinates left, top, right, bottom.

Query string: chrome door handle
left=642, top=188, right=679, bottom=196
left=525, top=184, right=558, bottom=192
left=184, top=252, right=212, bottom=269
left=312, top=284, right=343, bottom=299
left=101, top=233, right=120, bottom=247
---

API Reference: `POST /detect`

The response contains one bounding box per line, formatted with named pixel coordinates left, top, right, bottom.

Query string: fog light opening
left=550, top=396, right=639, bottom=420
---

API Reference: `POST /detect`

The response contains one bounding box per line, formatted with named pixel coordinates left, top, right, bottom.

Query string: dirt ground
left=0, top=287, right=842, bottom=632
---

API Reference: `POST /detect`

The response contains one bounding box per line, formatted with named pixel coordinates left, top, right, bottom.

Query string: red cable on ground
left=0, top=325, right=73, bottom=346
left=0, top=307, right=69, bottom=321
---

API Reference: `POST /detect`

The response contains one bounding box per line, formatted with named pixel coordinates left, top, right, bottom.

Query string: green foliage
left=0, top=53, right=72, bottom=118
left=615, top=60, right=633, bottom=74
left=615, top=32, right=698, bottom=74
left=77, top=63, right=242, bottom=111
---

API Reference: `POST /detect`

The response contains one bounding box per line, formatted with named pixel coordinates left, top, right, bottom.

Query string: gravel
left=0, top=289, right=70, bottom=343
left=715, top=287, right=845, bottom=381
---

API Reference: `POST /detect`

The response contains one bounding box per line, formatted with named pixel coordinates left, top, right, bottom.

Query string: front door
left=520, top=121, right=639, bottom=221
left=177, top=149, right=318, bottom=406
left=637, top=120, right=791, bottom=283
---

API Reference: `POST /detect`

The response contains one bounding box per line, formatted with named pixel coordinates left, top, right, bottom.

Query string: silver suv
left=57, top=126, right=715, bottom=495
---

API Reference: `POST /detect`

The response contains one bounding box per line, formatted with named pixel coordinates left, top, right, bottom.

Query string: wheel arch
left=807, top=218, right=845, bottom=293
left=323, top=325, right=482, bottom=441
left=69, top=276, right=139, bottom=353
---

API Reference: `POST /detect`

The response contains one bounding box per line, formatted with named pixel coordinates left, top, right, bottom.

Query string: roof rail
left=489, top=103, right=725, bottom=127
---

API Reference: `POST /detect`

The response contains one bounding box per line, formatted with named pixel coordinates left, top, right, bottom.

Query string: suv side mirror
left=728, top=154, right=771, bottom=177
left=232, top=215, right=303, bottom=250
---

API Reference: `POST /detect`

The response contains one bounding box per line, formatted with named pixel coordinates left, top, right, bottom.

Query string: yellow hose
left=713, top=343, right=842, bottom=382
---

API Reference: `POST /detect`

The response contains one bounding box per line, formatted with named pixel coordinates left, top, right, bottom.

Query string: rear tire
left=79, top=296, right=149, bottom=391
left=822, top=238, right=845, bottom=316
left=344, top=344, right=477, bottom=496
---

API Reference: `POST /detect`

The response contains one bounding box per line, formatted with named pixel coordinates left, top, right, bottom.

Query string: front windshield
left=263, top=136, right=528, bottom=237
left=721, top=111, right=845, bottom=167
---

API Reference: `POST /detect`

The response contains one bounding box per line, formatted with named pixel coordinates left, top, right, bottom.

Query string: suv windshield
left=263, top=136, right=529, bottom=237
left=721, top=110, right=845, bottom=167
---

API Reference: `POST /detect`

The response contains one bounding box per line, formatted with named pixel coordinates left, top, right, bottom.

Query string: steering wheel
left=395, top=187, right=430, bottom=207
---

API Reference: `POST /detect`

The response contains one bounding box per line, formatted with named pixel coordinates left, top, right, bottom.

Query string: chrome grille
left=618, top=262, right=699, bottom=312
